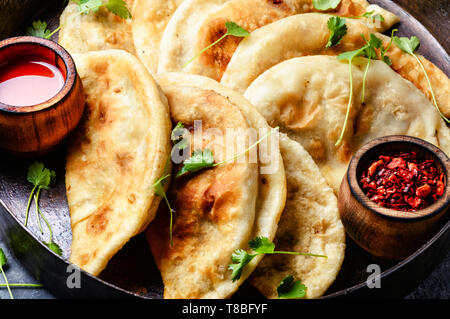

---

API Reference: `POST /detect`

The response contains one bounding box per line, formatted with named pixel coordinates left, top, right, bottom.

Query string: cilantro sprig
left=25, top=21, right=58, bottom=39
left=380, top=28, right=398, bottom=66
left=277, top=275, right=307, bottom=299
left=25, top=162, right=62, bottom=256
left=25, top=162, right=55, bottom=228
left=152, top=122, right=190, bottom=246
left=26, top=0, right=131, bottom=39
left=0, top=247, right=43, bottom=299
left=0, top=248, right=12, bottom=299
left=152, top=174, right=175, bottom=246
left=182, top=21, right=250, bottom=68
left=393, top=35, right=449, bottom=124
left=326, top=16, right=347, bottom=48
left=361, top=11, right=385, bottom=22
left=176, top=127, right=278, bottom=178
left=228, top=236, right=327, bottom=282
left=335, top=33, right=383, bottom=146
left=176, top=149, right=214, bottom=177
left=348, top=11, right=385, bottom=22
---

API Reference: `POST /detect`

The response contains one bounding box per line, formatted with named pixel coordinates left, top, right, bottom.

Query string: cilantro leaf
left=362, top=11, right=385, bottom=21
left=393, top=35, right=420, bottom=55
left=45, top=242, right=62, bottom=256
left=248, top=236, right=275, bottom=254
left=380, top=29, right=397, bottom=66
left=0, top=248, right=6, bottom=269
left=277, top=275, right=307, bottom=299
left=73, top=0, right=131, bottom=18
left=364, top=34, right=382, bottom=58
left=0, top=247, right=13, bottom=298
left=75, top=0, right=103, bottom=14
left=225, top=21, right=250, bottom=37
left=394, top=36, right=449, bottom=123
left=171, top=122, right=185, bottom=144
left=183, top=21, right=249, bottom=68
left=152, top=174, right=171, bottom=198
left=26, top=21, right=52, bottom=39
left=337, top=47, right=365, bottom=62
left=171, top=122, right=189, bottom=151
left=361, top=11, right=374, bottom=18
left=313, top=0, right=342, bottom=11
left=27, top=162, right=56, bottom=190
left=326, top=16, right=347, bottom=48
left=228, top=249, right=256, bottom=282
left=25, top=162, right=56, bottom=227
left=229, top=236, right=326, bottom=282
left=105, top=0, right=132, bottom=19
left=176, top=149, right=215, bottom=177
left=371, top=13, right=384, bottom=21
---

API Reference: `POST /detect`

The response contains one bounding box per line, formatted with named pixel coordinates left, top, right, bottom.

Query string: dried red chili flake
left=360, top=151, right=446, bottom=212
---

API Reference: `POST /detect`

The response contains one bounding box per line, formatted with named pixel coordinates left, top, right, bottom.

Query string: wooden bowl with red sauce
left=0, top=36, right=85, bottom=156
left=339, top=135, right=450, bottom=260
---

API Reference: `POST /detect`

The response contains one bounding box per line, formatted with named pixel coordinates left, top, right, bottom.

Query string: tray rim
left=1, top=195, right=449, bottom=299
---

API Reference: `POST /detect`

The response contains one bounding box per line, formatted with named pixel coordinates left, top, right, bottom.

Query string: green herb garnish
left=152, top=123, right=191, bottom=246
left=380, top=28, right=397, bottom=66
left=171, top=122, right=189, bottom=148
left=74, top=0, right=131, bottom=18
left=313, top=0, right=341, bottom=11
left=176, top=127, right=278, bottom=178
left=176, top=149, right=215, bottom=177
left=182, top=21, right=250, bottom=68
left=347, top=11, right=385, bottom=22
left=326, top=16, right=347, bottom=48
left=0, top=247, right=44, bottom=299
left=25, top=21, right=55, bottom=39
left=277, top=275, right=307, bottom=299
left=25, top=162, right=62, bottom=256
left=393, top=35, right=449, bottom=124
left=0, top=248, right=13, bottom=299
left=229, top=236, right=327, bottom=282
left=360, top=34, right=382, bottom=104
left=104, top=0, right=132, bottom=18
left=26, top=162, right=55, bottom=228
left=228, top=249, right=257, bottom=282
left=361, top=11, right=385, bottom=22
left=26, top=0, right=131, bottom=39
left=152, top=174, right=175, bottom=246
left=335, top=33, right=383, bottom=146
left=335, top=48, right=363, bottom=147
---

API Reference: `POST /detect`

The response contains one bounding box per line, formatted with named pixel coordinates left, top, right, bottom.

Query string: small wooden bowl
left=339, top=135, right=450, bottom=260
left=0, top=36, right=85, bottom=156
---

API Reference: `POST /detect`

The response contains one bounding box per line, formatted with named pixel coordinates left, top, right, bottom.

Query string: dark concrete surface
left=0, top=0, right=448, bottom=300
left=1, top=235, right=449, bottom=299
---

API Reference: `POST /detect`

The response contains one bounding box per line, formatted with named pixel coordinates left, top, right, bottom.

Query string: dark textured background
left=392, top=0, right=449, bottom=298
left=0, top=0, right=449, bottom=299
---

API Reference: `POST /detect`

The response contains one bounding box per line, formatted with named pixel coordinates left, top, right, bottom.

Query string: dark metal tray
left=0, top=0, right=449, bottom=299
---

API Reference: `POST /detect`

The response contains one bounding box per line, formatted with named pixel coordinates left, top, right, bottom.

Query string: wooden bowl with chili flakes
left=338, top=135, right=450, bottom=260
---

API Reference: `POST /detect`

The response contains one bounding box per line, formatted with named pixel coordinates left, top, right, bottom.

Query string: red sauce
left=360, top=152, right=445, bottom=212
left=0, top=56, right=65, bottom=107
